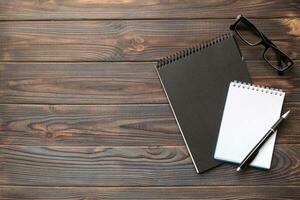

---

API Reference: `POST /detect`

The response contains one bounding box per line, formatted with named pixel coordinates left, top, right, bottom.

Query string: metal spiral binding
left=231, top=80, right=284, bottom=96
left=156, top=33, right=233, bottom=69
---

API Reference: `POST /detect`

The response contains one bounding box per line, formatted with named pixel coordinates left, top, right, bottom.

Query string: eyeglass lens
left=236, top=20, right=262, bottom=45
left=264, top=47, right=292, bottom=70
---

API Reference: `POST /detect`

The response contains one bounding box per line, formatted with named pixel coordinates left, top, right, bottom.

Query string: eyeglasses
left=230, top=15, right=293, bottom=72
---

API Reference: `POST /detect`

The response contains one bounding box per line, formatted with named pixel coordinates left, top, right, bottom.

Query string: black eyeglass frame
left=230, top=15, right=293, bottom=72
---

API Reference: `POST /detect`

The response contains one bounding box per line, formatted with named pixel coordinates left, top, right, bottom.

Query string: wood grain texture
left=0, top=104, right=179, bottom=146
left=0, top=62, right=165, bottom=104
left=0, top=61, right=299, bottom=104
left=0, top=0, right=299, bottom=20
left=0, top=19, right=299, bottom=61
left=1, top=186, right=299, bottom=199
left=0, top=103, right=299, bottom=146
left=0, top=145, right=299, bottom=186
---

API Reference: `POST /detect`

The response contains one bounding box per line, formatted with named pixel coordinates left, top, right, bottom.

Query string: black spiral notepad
left=156, top=33, right=251, bottom=173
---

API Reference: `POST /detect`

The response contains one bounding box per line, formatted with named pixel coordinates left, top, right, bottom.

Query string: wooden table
left=0, top=1, right=299, bottom=199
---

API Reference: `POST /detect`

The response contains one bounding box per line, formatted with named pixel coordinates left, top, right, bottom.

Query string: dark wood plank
left=0, top=19, right=299, bottom=61
left=0, top=0, right=299, bottom=20
left=0, top=145, right=299, bottom=186
left=0, top=61, right=299, bottom=104
left=0, top=103, right=298, bottom=146
left=0, top=62, right=165, bottom=104
left=1, top=186, right=299, bottom=199
left=0, top=104, right=180, bottom=146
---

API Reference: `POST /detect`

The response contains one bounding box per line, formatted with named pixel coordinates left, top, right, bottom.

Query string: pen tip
left=282, top=110, right=290, bottom=119
left=236, top=167, right=241, bottom=172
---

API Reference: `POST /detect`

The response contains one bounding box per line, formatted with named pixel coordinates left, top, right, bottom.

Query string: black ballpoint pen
left=237, top=110, right=290, bottom=171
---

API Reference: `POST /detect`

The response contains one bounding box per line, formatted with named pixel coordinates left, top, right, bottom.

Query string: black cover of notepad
left=156, top=33, right=251, bottom=173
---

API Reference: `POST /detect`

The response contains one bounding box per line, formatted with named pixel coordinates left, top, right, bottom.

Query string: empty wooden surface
left=0, top=0, right=299, bottom=20
left=1, top=186, right=299, bottom=200
left=0, top=0, right=299, bottom=199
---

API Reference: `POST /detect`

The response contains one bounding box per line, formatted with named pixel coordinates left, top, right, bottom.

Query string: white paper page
left=214, top=81, right=285, bottom=169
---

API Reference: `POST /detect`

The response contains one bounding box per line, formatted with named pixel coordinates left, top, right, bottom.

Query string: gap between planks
left=0, top=144, right=298, bottom=148
left=0, top=185, right=300, bottom=188
left=0, top=16, right=297, bottom=22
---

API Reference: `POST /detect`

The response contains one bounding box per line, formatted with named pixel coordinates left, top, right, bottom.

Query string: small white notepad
left=214, top=81, right=285, bottom=169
